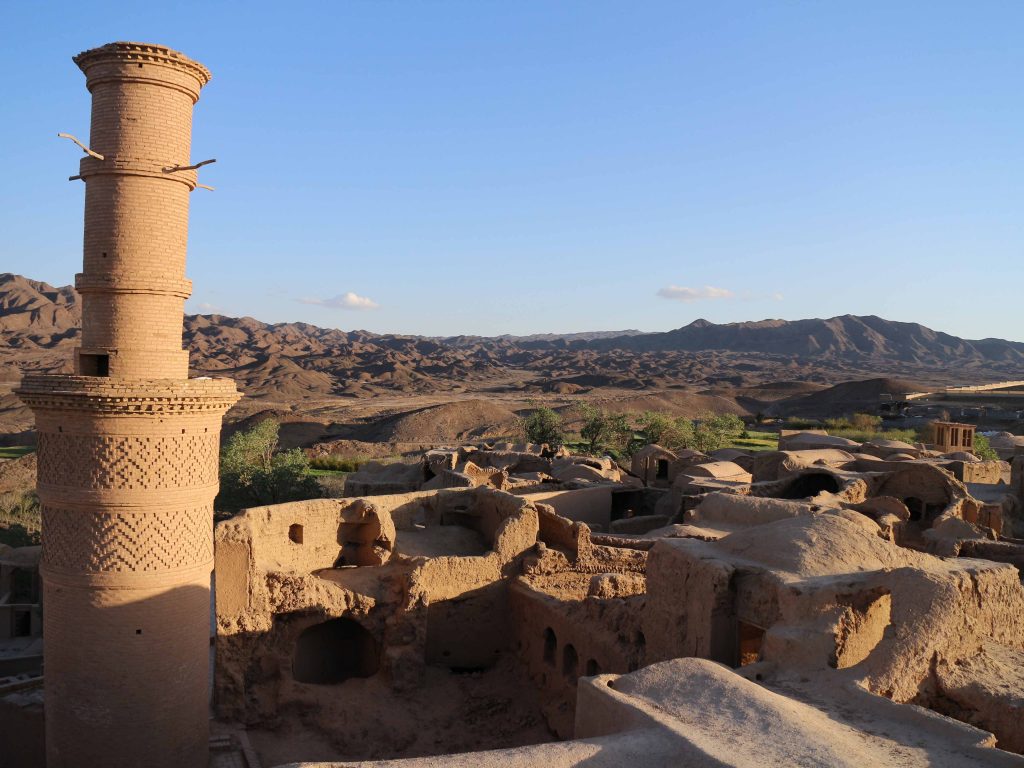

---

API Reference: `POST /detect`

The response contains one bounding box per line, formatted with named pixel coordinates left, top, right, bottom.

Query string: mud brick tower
left=16, top=42, right=239, bottom=768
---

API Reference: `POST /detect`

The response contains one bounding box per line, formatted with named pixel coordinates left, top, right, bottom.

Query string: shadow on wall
left=1, top=582, right=214, bottom=768
left=425, top=581, right=512, bottom=671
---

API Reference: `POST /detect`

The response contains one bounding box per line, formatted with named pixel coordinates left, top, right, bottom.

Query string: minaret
left=17, top=42, right=239, bottom=767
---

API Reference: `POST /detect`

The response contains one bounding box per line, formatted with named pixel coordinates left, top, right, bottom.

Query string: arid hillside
left=2, top=272, right=1022, bottom=440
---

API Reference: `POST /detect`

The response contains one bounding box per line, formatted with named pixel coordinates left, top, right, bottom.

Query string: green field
left=0, top=446, right=34, bottom=460
left=727, top=430, right=778, bottom=452
left=307, top=468, right=350, bottom=477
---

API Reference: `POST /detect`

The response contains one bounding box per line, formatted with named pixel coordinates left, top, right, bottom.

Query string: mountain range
left=2, top=273, right=1022, bottom=407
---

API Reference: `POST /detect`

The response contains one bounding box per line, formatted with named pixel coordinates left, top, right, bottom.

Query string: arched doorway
left=292, top=617, right=380, bottom=684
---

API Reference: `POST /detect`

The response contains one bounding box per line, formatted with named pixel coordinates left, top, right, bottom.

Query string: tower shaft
left=17, top=42, right=238, bottom=768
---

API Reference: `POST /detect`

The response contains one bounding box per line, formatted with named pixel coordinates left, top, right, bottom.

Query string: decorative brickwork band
left=41, top=505, right=213, bottom=573
left=36, top=432, right=219, bottom=491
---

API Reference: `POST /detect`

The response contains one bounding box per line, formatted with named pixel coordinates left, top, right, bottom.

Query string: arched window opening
left=543, top=627, right=557, bottom=666
left=562, top=643, right=579, bottom=681
left=289, top=524, right=303, bottom=544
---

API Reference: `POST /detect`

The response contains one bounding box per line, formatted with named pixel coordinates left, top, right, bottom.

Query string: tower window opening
left=289, top=524, right=303, bottom=544
left=80, top=353, right=110, bottom=377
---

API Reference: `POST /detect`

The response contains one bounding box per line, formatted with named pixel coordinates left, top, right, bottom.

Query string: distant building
left=932, top=421, right=976, bottom=454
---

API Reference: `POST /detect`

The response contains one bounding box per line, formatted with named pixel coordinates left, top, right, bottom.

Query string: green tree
left=217, top=420, right=322, bottom=512
left=578, top=403, right=610, bottom=453
left=521, top=406, right=564, bottom=447
left=637, top=411, right=694, bottom=450
left=970, top=433, right=999, bottom=461
left=605, top=411, right=637, bottom=456
left=691, top=412, right=745, bottom=454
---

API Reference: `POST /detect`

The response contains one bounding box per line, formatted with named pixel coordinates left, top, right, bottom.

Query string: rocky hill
left=585, top=316, right=1024, bottom=365
left=2, top=273, right=1022, bottom=407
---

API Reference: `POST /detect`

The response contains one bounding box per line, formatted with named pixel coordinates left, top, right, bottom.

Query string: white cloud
left=771, top=292, right=785, bottom=301
left=299, top=292, right=380, bottom=311
left=657, top=285, right=735, bottom=302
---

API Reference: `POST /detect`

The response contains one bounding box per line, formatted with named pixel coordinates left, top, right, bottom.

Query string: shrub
left=0, top=490, right=41, bottom=547
left=217, top=420, right=323, bottom=512
left=785, top=417, right=822, bottom=430
left=971, top=434, right=999, bottom=461
left=309, top=455, right=365, bottom=473
left=521, top=406, right=564, bottom=447
left=850, top=412, right=882, bottom=432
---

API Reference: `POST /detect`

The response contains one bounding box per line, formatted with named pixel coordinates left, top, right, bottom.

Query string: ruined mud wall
left=214, top=488, right=542, bottom=724
left=510, top=573, right=646, bottom=738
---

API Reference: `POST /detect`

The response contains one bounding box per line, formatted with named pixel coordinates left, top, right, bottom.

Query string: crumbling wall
left=214, top=488, right=544, bottom=725
left=411, top=490, right=540, bottom=671
left=510, top=573, right=646, bottom=737
left=643, top=538, right=737, bottom=665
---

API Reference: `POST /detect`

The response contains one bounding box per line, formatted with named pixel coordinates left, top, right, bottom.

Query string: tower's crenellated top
left=73, top=41, right=211, bottom=101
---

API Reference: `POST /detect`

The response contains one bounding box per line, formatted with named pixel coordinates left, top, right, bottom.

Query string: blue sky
left=2, top=1, right=1022, bottom=339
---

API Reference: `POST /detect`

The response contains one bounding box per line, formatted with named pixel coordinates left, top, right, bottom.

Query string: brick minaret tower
left=17, top=42, right=239, bottom=767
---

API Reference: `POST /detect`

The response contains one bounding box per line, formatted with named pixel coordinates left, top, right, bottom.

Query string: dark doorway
left=905, top=497, right=924, bottom=522
left=611, top=489, right=645, bottom=521
left=292, top=617, right=380, bottom=684
left=779, top=472, right=840, bottom=499
left=655, top=459, right=669, bottom=480
left=736, top=621, right=765, bottom=667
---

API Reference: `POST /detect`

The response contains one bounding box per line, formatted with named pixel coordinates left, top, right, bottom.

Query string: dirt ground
left=241, top=654, right=554, bottom=765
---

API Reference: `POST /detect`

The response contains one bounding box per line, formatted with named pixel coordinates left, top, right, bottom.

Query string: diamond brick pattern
left=42, top=504, right=213, bottom=572
left=37, top=431, right=219, bottom=490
